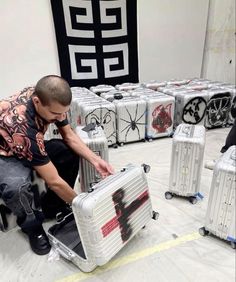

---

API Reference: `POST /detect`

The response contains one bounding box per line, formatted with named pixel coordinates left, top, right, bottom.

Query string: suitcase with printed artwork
left=113, top=97, right=146, bottom=145
left=165, top=124, right=205, bottom=204
left=47, top=163, right=157, bottom=272
left=204, top=89, right=232, bottom=129
left=142, top=93, right=175, bottom=140
left=199, top=146, right=236, bottom=249
left=75, top=124, right=109, bottom=192
left=80, top=100, right=117, bottom=146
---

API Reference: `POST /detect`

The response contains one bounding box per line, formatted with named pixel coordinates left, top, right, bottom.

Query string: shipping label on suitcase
left=48, top=164, right=153, bottom=272
left=75, top=124, right=109, bottom=192
left=205, top=90, right=232, bottom=128
left=113, top=98, right=146, bottom=144
left=204, top=146, right=236, bottom=243
left=169, top=124, right=205, bottom=197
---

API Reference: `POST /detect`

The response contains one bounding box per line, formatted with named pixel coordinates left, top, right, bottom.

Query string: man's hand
left=93, top=158, right=114, bottom=179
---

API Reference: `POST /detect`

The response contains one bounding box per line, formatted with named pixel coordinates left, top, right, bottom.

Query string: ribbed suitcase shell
left=113, top=97, right=146, bottom=144
left=75, top=125, right=109, bottom=192
left=48, top=164, right=153, bottom=272
left=205, top=89, right=232, bottom=128
left=204, top=146, right=236, bottom=243
left=80, top=101, right=117, bottom=146
left=169, top=124, right=205, bottom=196
left=175, top=91, right=209, bottom=127
left=143, top=94, right=175, bottom=139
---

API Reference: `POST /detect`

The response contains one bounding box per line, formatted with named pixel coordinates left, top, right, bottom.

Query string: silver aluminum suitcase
left=205, top=89, right=232, bottom=128
left=199, top=146, right=236, bottom=249
left=75, top=124, right=109, bottom=192
left=175, top=90, right=209, bottom=127
left=113, top=97, right=146, bottom=145
left=143, top=94, right=175, bottom=140
left=48, top=164, right=156, bottom=272
left=165, top=124, right=205, bottom=203
left=80, top=101, right=117, bottom=146
left=90, top=84, right=115, bottom=96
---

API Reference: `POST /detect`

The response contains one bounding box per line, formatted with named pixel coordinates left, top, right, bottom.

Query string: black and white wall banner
left=51, top=0, right=139, bottom=87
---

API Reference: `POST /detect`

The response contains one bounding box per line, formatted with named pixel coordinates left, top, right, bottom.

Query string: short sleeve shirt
left=0, top=87, right=69, bottom=167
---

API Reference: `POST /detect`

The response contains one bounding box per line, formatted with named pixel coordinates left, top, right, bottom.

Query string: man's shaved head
left=34, top=75, right=72, bottom=106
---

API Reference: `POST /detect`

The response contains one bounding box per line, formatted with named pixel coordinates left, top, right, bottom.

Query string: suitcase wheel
left=165, top=191, right=173, bottom=200
left=230, top=242, right=236, bottom=249
left=189, top=196, right=197, bottom=205
left=199, top=227, right=209, bottom=237
left=112, top=143, right=119, bottom=149
left=152, top=211, right=159, bottom=220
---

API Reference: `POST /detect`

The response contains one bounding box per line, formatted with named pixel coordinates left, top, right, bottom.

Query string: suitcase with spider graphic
left=199, top=146, right=236, bottom=249
left=204, top=89, right=232, bottom=129
left=75, top=123, right=109, bottom=192
left=142, top=93, right=175, bottom=140
left=165, top=124, right=205, bottom=204
left=47, top=163, right=157, bottom=272
left=113, top=97, right=146, bottom=145
left=79, top=100, right=117, bottom=146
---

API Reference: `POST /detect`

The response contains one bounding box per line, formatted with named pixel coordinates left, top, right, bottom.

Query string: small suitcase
left=199, top=146, right=236, bottom=249
left=75, top=124, right=109, bottom=192
left=165, top=124, right=205, bottom=203
left=48, top=164, right=156, bottom=272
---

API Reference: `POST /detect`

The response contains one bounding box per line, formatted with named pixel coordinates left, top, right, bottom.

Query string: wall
left=201, top=0, right=236, bottom=84
left=137, top=0, right=209, bottom=82
left=0, top=0, right=234, bottom=99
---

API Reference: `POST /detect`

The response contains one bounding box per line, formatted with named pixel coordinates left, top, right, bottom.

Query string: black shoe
left=27, top=228, right=51, bottom=255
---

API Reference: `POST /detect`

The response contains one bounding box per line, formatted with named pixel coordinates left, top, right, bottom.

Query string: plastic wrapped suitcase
left=175, top=90, right=209, bottom=127
left=165, top=124, right=205, bottom=204
left=199, top=146, right=236, bottom=249
left=204, top=89, right=232, bottom=128
left=143, top=80, right=166, bottom=91
left=47, top=163, right=157, bottom=272
left=80, top=100, right=117, bottom=146
left=90, top=84, right=115, bottom=96
left=75, top=124, right=109, bottom=192
left=142, top=94, right=175, bottom=140
left=115, top=82, right=141, bottom=91
left=100, top=90, right=131, bottom=102
left=113, top=97, right=146, bottom=145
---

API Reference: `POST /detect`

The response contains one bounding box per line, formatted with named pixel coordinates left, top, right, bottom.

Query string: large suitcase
left=204, top=89, right=232, bottom=129
left=48, top=164, right=156, bottom=272
left=142, top=93, right=175, bottom=140
left=75, top=124, right=109, bottom=192
left=199, top=146, right=236, bottom=249
left=113, top=97, right=146, bottom=145
left=165, top=124, right=205, bottom=204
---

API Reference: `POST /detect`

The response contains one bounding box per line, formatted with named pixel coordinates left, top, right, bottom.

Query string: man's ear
left=32, top=96, right=40, bottom=105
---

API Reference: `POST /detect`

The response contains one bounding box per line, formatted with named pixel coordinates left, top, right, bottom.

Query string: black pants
left=0, top=139, right=79, bottom=233
left=221, top=120, right=236, bottom=153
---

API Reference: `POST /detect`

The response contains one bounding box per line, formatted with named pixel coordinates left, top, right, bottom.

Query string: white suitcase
left=113, top=97, right=146, bottom=145
left=75, top=124, right=109, bottom=192
left=115, top=82, right=141, bottom=91
left=175, top=90, right=209, bottom=127
left=205, top=89, right=232, bottom=128
left=90, top=84, right=115, bottom=96
left=143, top=94, right=175, bottom=140
left=143, top=80, right=166, bottom=91
left=199, top=146, right=236, bottom=249
left=48, top=164, right=157, bottom=272
left=165, top=124, right=205, bottom=203
left=80, top=101, right=117, bottom=146
left=100, top=90, right=131, bottom=102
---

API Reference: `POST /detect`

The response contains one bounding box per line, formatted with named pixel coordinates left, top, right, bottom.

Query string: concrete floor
left=0, top=127, right=235, bottom=282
